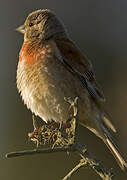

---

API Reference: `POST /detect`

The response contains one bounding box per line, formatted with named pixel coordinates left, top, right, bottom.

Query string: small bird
left=16, top=9, right=127, bottom=169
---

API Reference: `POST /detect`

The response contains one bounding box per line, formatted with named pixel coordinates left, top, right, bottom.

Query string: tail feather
left=80, top=112, right=127, bottom=170
left=105, top=138, right=127, bottom=170
left=103, top=116, right=116, bottom=133
left=102, top=125, right=127, bottom=170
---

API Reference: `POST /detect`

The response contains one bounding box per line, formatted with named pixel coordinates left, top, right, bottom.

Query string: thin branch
left=75, top=143, right=113, bottom=180
left=62, top=159, right=87, bottom=180
left=5, top=143, right=113, bottom=180
left=5, top=145, right=75, bottom=158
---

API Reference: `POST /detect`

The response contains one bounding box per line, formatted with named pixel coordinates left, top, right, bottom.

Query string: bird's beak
left=16, top=24, right=25, bottom=34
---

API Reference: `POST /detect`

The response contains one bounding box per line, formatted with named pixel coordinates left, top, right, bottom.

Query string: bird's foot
left=28, top=127, right=42, bottom=147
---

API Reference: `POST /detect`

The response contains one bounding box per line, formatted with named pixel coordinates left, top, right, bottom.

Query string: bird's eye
left=29, top=23, right=34, bottom=27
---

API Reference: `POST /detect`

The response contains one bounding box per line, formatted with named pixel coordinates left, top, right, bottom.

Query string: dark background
left=1, top=0, right=127, bottom=179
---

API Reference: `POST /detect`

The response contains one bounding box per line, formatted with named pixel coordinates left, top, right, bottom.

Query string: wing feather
left=54, top=38, right=105, bottom=103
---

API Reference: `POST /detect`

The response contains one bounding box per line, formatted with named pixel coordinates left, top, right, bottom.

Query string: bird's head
left=16, top=9, right=68, bottom=42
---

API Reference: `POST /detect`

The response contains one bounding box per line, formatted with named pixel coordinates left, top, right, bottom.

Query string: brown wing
left=55, top=38, right=105, bottom=103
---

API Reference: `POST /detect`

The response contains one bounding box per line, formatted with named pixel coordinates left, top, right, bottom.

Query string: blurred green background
left=1, top=0, right=127, bottom=179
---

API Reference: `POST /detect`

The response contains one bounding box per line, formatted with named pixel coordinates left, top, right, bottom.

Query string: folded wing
left=55, top=38, right=105, bottom=103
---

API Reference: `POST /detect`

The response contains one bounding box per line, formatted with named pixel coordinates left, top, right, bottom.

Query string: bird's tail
left=101, top=124, right=127, bottom=170
left=81, top=109, right=127, bottom=170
